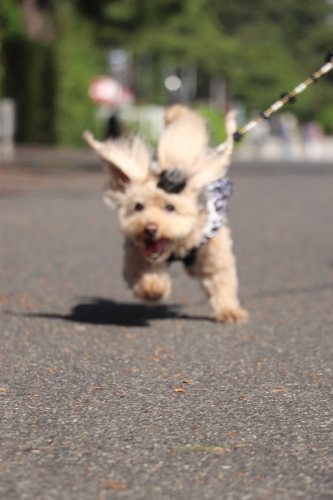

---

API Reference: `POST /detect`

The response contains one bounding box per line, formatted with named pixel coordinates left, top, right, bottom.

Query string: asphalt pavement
left=1, top=161, right=333, bottom=500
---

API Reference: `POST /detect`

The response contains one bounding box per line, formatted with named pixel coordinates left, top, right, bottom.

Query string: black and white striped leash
left=215, top=50, right=333, bottom=155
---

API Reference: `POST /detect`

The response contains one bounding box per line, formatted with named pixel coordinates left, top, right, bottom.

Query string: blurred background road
left=1, top=159, right=333, bottom=500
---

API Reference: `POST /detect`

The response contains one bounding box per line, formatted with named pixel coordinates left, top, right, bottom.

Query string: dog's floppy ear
left=185, top=111, right=237, bottom=192
left=83, top=132, right=150, bottom=192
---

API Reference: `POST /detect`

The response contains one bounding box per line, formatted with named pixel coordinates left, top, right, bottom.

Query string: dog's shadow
left=21, top=297, right=208, bottom=327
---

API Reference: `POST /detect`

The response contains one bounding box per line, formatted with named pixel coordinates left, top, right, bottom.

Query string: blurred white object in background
left=119, top=105, right=165, bottom=146
left=249, top=119, right=271, bottom=156
left=164, top=76, right=181, bottom=91
left=302, top=121, right=324, bottom=161
left=89, top=77, right=135, bottom=106
left=0, top=99, right=15, bottom=164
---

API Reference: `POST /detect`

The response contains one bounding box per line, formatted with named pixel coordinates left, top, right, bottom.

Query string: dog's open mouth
left=144, top=238, right=169, bottom=259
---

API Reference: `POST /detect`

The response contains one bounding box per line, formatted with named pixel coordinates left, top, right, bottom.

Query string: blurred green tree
left=76, top=0, right=333, bottom=120
left=75, top=0, right=239, bottom=107
left=205, top=0, right=332, bottom=119
left=53, top=2, right=104, bottom=146
left=2, top=0, right=333, bottom=144
left=0, top=0, right=24, bottom=94
left=1, top=0, right=104, bottom=145
left=0, top=0, right=23, bottom=35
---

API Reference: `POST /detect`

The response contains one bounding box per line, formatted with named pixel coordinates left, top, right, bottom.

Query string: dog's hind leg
left=123, top=239, right=171, bottom=304
left=192, top=227, right=248, bottom=324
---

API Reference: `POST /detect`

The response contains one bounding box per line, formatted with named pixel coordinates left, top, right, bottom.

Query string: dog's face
left=83, top=106, right=236, bottom=263
left=117, top=180, right=199, bottom=262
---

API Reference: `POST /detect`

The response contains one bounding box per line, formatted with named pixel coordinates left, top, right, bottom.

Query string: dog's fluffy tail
left=164, top=105, right=192, bottom=127
left=158, top=106, right=209, bottom=174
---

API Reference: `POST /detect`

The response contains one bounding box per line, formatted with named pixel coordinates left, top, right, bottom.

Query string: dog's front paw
left=214, top=307, right=248, bottom=324
left=134, top=273, right=171, bottom=304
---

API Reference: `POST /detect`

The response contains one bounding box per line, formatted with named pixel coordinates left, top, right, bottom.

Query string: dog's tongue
left=144, top=239, right=167, bottom=256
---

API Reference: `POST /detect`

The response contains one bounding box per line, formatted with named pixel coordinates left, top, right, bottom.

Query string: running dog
left=84, top=105, right=247, bottom=323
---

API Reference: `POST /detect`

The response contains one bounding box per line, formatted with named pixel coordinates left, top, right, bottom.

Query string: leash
left=214, top=50, right=333, bottom=155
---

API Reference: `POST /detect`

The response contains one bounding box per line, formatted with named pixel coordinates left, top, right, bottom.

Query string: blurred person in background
left=248, top=119, right=271, bottom=159
left=302, top=121, right=324, bottom=161
left=107, top=113, right=121, bottom=139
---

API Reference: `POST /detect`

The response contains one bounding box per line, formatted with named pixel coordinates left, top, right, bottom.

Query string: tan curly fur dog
left=83, top=106, right=247, bottom=324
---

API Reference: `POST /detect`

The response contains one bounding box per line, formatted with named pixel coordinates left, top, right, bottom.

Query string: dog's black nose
left=144, top=223, right=158, bottom=238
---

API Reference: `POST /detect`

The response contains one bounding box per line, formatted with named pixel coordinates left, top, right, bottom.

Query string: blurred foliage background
left=0, top=0, right=333, bottom=146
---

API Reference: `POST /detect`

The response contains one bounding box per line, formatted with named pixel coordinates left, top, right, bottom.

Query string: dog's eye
left=134, top=203, right=144, bottom=211
left=165, top=204, right=175, bottom=212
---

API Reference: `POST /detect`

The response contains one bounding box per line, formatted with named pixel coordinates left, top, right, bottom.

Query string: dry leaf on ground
left=271, top=386, right=285, bottom=392
left=155, top=347, right=171, bottom=355
left=102, top=481, right=128, bottom=490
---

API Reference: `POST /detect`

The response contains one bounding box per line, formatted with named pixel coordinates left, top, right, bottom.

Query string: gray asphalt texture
left=1, top=162, right=333, bottom=500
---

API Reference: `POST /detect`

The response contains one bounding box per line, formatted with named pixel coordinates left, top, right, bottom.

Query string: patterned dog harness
left=168, top=175, right=232, bottom=267
left=200, top=175, right=233, bottom=245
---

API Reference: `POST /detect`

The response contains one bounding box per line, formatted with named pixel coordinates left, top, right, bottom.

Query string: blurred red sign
left=89, top=77, right=135, bottom=105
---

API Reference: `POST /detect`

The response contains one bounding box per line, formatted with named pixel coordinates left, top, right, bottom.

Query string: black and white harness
left=167, top=175, right=232, bottom=267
